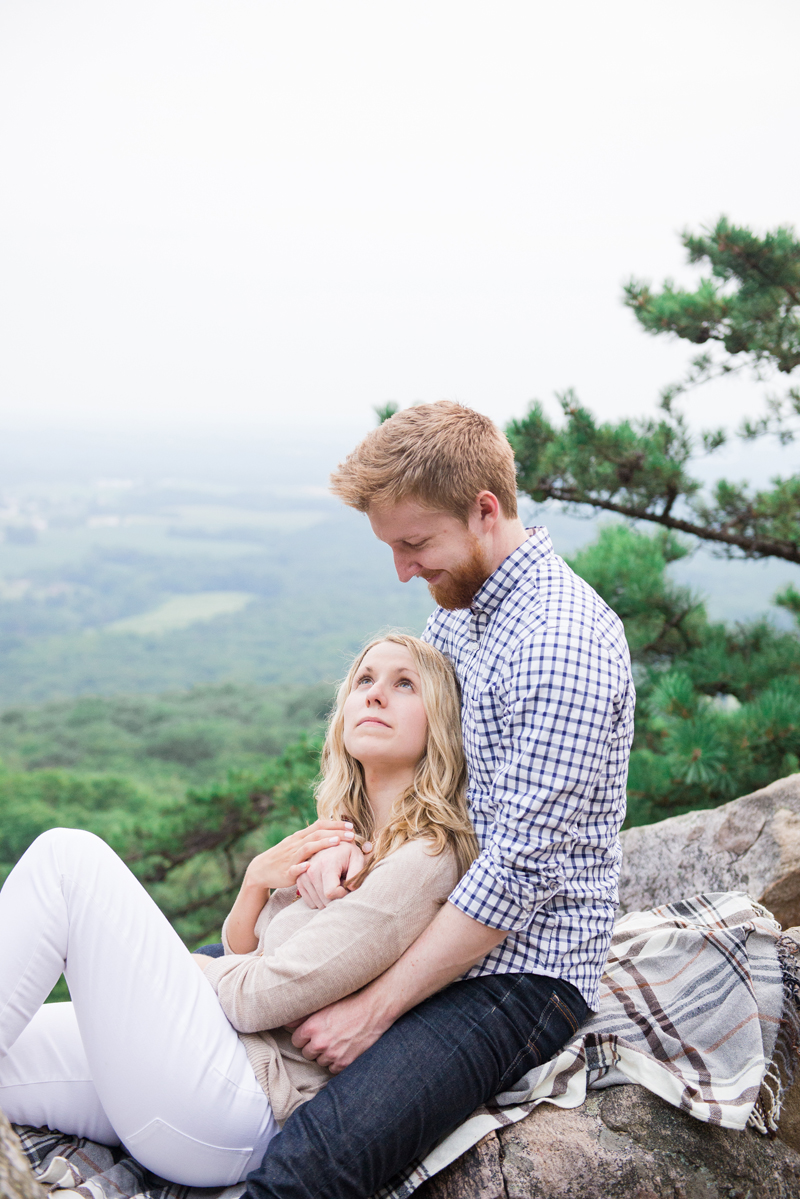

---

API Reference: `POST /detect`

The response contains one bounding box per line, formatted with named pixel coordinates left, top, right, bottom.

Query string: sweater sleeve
left=202, top=841, right=456, bottom=1033
left=219, top=886, right=296, bottom=955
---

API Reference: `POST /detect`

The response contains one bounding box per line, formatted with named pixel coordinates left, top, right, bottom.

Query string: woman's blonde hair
left=315, top=632, right=478, bottom=884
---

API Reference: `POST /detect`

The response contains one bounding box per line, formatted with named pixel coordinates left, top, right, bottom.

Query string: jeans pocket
left=124, top=1116, right=254, bottom=1188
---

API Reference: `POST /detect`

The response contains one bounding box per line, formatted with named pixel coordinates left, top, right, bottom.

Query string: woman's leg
left=0, top=828, right=278, bottom=1186
left=0, top=1002, right=118, bottom=1143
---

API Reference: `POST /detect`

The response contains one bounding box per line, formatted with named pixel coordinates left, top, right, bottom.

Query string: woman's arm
left=224, top=819, right=356, bottom=953
left=202, top=840, right=458, bottom=1030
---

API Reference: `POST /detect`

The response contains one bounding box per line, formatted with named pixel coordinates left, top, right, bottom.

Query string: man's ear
left=473, top=491, right=501, bottom=529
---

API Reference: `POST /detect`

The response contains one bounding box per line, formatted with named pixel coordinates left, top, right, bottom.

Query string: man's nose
left=392, top=550, right=418, bottom=583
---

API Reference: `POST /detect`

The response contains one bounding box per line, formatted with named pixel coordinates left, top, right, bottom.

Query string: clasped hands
left=245, top=820, right=371, bottom=894
left=192, top=829, right=370, bottom=972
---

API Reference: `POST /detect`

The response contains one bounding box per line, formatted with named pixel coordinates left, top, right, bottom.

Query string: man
left=245, top=401, right=634, bottom=1199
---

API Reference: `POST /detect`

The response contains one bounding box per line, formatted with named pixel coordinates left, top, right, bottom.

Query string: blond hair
left=315, top=633, right=478, bottom=884
left=330, top=401, right=518, bottom=523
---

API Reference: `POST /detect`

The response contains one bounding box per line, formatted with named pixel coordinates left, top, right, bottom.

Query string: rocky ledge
left=417, top=1085, right=800, bottom=1199
left=0, top=1108, right=45, bottom=1199
left=618, top=772, right=800, bottom=929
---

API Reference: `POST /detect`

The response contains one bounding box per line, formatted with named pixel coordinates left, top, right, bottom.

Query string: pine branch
left=508, top=398, right=800, bottom=565
left=125, top=786, right=278, bottom=883
left=538, top=483, right=800, bottom=564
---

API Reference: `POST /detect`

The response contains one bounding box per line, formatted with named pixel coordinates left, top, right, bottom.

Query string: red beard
left=423, top=538, right=491, bottom=610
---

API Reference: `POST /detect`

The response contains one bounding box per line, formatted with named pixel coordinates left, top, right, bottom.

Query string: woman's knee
left=29, top=828, right=114, bottom=868
left=18, top=829, right=121, bottom=891
left=34, top=827, right=107, bottom=851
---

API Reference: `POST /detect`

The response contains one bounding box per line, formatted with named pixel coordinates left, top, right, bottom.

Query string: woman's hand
left=244, top=819, right=356, bottom=893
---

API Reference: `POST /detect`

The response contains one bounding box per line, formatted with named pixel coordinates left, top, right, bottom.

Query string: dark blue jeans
left=194, top=942, right=225, bottom=958
left=240, top=971, right=589, bottom=1199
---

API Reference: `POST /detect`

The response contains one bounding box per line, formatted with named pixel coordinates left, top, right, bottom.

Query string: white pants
left=0, top=829, right=278, bottom=1187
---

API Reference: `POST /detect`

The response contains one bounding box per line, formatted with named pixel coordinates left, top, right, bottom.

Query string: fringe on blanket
left=748, top=932, right=800, bottom=1135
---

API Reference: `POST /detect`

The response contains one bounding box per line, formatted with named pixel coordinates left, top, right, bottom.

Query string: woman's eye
left=397, top=678, right=414, bottom=690
left=356, top=675, right=372, bottom=687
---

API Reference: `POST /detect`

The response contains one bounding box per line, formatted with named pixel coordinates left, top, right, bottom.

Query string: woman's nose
left=365, top=683, right=387, bottom=706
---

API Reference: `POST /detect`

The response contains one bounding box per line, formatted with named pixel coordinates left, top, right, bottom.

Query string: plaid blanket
left=14, top=892, right=800, bottom=1199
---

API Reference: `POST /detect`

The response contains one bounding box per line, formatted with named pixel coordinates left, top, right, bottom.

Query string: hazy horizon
left=2, top=0, right=799, bottom=442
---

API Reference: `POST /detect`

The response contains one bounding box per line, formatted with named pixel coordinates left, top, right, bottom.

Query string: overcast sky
left=1, top=0, right=799, bottom=462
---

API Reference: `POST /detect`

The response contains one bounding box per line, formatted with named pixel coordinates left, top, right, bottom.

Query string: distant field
left=107, top=591, right=254, bottom=635
left=0, top=504, right=330, bottom=576
left=0, top=482, right=435, bottom=703
left=1, top=476, right=798, bottom=707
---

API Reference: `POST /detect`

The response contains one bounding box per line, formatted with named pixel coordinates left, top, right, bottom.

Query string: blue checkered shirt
left=422, top=527, right=634, bottom=1009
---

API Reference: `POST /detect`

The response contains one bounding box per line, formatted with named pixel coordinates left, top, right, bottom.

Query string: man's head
left=330, top=402, right=525, bottom=609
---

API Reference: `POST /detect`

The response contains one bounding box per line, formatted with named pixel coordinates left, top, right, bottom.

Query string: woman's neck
left=362, top=764, right=415, bottom=833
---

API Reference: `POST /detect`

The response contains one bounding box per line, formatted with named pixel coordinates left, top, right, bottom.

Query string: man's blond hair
left=330, top=401, right=518, bottom=522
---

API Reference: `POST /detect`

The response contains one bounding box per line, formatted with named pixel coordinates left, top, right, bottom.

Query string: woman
left=0, top=635, right=477, bottom=1187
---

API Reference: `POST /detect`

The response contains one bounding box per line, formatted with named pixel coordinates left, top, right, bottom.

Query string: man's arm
left=202, top=840, right=459, bottom=1034
left=291, top=901, right=508, bottom=1072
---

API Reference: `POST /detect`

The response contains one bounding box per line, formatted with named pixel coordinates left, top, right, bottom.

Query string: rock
left=501, top=1086, right=800, bottom=1198
left=619, top=788, right=800, bottom=1155
left=617, top=777, right=800, bottom=1152
left=415, top=1133, right=504, bottom=1199
left=419, top=1086, right=800, bottom=1199
left=780, top=1077, right=800, bottom=1156
left=0, top=1108, right=46, bottom=1199
left=618, top=772, right=800, bottom=930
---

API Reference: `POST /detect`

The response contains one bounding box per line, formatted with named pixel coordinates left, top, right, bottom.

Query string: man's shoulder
left=503, top=552, right=628, bottom=655
left=423, top=547, right=631, bottom=677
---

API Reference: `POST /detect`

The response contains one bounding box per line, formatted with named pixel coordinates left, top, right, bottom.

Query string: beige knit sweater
left=203, top=838, right=458, bottom=1124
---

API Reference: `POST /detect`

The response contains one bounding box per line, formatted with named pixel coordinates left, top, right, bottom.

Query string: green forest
left=1, top=218, right=799, bottom=1004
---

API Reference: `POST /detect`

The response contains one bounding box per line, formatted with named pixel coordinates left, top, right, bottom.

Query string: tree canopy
left=507, top=218, right=800, bottom=563
left=569, top=525, right=800, bottom=827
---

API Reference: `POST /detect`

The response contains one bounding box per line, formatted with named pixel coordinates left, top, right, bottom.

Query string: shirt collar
left=470, top=527, right=554, bottom=616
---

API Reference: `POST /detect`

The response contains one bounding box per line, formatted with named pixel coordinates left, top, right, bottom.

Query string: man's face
left=368, top=499, right=492, bottom=610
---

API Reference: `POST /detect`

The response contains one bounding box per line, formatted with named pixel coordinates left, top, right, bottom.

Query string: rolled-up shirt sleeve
left=448, top=626, right=628, bottom=932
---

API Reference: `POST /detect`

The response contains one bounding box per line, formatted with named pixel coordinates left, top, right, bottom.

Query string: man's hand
left=291, top=990, right=389, bottom=1073
left=296, top=839, right=372, bottom=909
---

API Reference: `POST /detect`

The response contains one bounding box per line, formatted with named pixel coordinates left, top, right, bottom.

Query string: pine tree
left=508, top=219, right=800, bottom=564
left=569, top=525, right=800, bottom=827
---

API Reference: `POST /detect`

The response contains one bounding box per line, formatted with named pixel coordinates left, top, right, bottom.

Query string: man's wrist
left=363, top=965, right=412, bottom=1031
